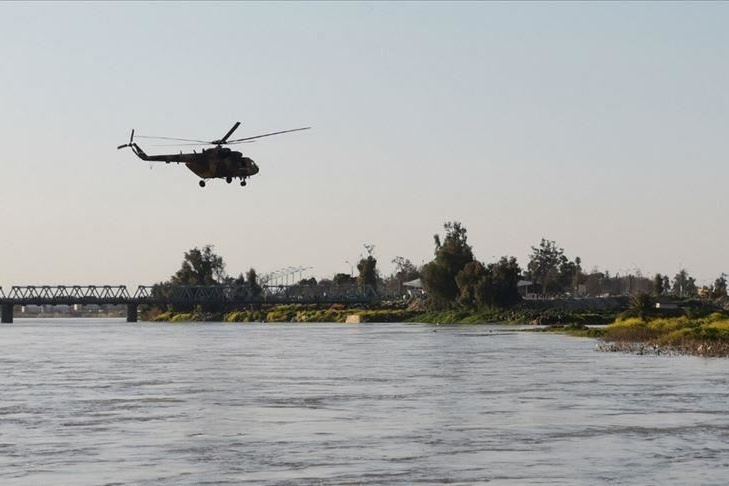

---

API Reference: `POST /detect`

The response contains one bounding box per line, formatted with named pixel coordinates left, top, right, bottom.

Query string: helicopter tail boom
left=128, top=143, right=150, bottom=161
left=117, top=129, right=152, bottom=161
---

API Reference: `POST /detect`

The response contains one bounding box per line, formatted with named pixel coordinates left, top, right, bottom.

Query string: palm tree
left=629, top=292, right=655, bottom=322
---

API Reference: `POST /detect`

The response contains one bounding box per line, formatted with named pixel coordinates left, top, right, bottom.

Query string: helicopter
left=117, top=122, right=310, bottom=187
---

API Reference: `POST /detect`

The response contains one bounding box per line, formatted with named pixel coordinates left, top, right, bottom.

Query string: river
left=1, top=319, right=728, bottom=485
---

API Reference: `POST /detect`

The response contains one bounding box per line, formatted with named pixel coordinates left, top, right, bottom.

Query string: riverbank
left=145, top=302, right=617, bottom=326
left=145, top=303, right=729, bottom=357
left=413, top=307, right=615, bottom=325
left=147, top=304, right=420, bottom=324
left=543, top=312, right=729, bottom=357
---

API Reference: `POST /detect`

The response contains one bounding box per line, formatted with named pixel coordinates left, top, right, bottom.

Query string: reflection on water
left=1, top=320, right=728, bottom=485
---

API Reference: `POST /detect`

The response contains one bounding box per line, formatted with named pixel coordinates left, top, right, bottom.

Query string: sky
left=0, top=2, right=727, bottom=288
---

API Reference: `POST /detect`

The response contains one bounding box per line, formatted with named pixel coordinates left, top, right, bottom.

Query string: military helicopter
left=117, top=122, right=310, bottom=187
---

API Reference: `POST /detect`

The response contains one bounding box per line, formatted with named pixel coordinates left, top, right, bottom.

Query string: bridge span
left=0, top=284, right=378, bottom=323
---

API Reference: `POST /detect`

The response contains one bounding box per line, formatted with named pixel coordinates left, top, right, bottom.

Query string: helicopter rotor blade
left=227, top=126, right=311, bottom=144
left=216, top=121, right=241, bottom=144
left=148, top=142, right=212, bottom=147
left=147, top=140, right=256, bottom=147
left=120, top=124, right=307, bottom=149
left=135, top=135, right=211, bottom=143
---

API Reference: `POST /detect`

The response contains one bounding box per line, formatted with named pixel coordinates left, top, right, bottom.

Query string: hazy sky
left=1, top=2, right=727, bottom=288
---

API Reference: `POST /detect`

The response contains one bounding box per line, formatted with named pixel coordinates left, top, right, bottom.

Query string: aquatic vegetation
left=537, top=324, right=607, bottom=338
left=224, top=310, right=265, bottom=322
left=601, top=312, right=729, bottom=357
left=599, top=319, right=657, bottom=342
left=169, top=313, right=194, bottom=322
left=215, top=305, right=418, bottom=323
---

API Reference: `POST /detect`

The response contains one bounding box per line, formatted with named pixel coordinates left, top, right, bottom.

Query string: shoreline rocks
left=596, top=340, right=729, bottom=358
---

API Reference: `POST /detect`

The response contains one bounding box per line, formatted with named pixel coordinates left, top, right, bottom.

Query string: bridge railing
left=4, top=285, right=133, bottom=301
left=140, top=285, right=253, bottom=304
left=0, top=284, right=379, bottom=305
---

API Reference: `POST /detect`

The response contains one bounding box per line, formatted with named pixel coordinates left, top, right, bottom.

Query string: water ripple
left=1, top=320, right=728, bottom=484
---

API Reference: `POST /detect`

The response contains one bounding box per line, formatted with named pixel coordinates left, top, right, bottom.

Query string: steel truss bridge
left=0, top=284, right=378, bottom=323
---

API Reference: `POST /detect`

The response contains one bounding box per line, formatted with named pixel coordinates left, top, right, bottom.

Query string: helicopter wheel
left=226, top=176, right=232, bottom=184
left=199, top=180, right=206, bottom=188
left=240, top=179, right=247, bottom=187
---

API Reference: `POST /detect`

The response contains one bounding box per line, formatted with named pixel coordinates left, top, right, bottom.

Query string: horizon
left=1, top=2, right=727, bottom=288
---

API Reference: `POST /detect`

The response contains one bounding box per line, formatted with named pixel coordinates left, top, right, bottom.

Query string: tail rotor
left=117, top=129, right=135, bottom=149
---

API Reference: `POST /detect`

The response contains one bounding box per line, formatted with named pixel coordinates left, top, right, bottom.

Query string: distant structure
left=0, top=283, right=377, bottom=323
left=402, top=278, right=424, bottom=297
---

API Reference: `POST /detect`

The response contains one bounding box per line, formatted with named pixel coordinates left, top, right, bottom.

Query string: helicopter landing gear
left=240, top=179, right=247, bottom=187
left=226, top=176, right=232, bottom=184
left=199, top=180, right=206, bottom=188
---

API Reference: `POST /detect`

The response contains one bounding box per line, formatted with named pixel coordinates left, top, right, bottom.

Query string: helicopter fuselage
left=118, top=122, right=308, bottom=188
left=127, top=143, right=258, bottom=185
left=182, top=147, right=259, bottom=180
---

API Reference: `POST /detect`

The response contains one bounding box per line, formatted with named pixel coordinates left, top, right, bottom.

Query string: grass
left=599, top=312, right=729, bottom=356
left=148, top=304, right=420, bottom=324
left=537, top=324, right=607, bottom=338
left=148, top=304, right=617, bottom=326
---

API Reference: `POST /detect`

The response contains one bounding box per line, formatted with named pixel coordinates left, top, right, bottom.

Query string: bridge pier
left=1, top=304, right=13, bottom=324
left=126, top=304, right=138, bottom=323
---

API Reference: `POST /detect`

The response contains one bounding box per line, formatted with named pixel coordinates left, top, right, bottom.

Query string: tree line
left=155, top=221, right=728, bottom=312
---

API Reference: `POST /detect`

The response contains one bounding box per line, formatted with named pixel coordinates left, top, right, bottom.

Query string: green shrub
left=647, top=316, right=691, bottom=333
left=658, top=328, right=693, bottom=346
left=603, top=320, right=659, bottom=342
left=706, top=319, right=729, bottom=332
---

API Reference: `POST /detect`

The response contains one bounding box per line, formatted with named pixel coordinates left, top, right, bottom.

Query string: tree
left=157, top=245, right=227, bottom=313
left=713, top=274, right=728, bottom=298
left=421, top=261, right=455, bottom=308
left=393, top=256, right=420, bottom=283
left=357, top=255, right=378, bottom=289
left=421, top=221, right=474, bottom=308
left=454, top=256, right=522, bottom=310
left=384, top=256, right=420, bottom=295
left=662, top=275, right=671, bottom=296
left=584, top=269, right=606, bottom=296
left=246, top=268, right=262, bottom=297
left=488, top=256, right=522, bottom=308
left=558, top=256, right=583, bottom=295
left=673, top=269, right=697, bottom=298
left=171, top=245, right=226, bottom=286
left=333, top=273, right=355, bottom=286
left=455, top=261, right=488, bottom=309
left=230, top=272, right=246, bottom=286
left=570, top=256, right=585, bottom=294
left=527, top=239, right=566, bottom=295
left=653, top=273, right=664, bottom=296
left=356, top=244, right=379, bottom=290
left=629, top=292, right=655, bottom=322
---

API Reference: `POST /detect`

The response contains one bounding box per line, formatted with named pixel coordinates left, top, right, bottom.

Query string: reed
left=601, top=313, right=729, bottom=357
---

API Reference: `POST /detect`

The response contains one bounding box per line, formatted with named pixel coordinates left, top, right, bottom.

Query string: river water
left=1, top=319, right=728, bottom=485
